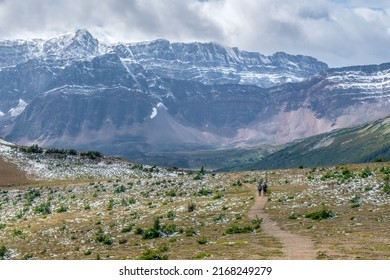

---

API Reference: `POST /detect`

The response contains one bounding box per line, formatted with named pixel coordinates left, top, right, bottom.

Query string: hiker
left=257, top=183, right=263, bottom=196
left=262, top=182, right=268, bottom=196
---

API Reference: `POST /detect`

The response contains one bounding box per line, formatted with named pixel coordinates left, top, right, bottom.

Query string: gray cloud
left=0, top=0, right=390, bottom=67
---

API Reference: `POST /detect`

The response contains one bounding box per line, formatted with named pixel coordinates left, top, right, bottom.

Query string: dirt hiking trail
left=248, top=187, right=317, bottom=260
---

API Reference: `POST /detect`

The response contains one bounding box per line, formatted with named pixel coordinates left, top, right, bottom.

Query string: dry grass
left=0, top=172, right=282, bottom=260
left=0, top=156, right=29, bottom=187
left=1, top=146, right=389, bottom=260
left=256, top=163, right=390, bottom=260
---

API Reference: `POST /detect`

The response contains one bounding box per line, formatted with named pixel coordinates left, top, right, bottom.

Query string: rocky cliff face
left=114, top=40, right=328, bottom=87
left=0, top=30, right=389, bottom=158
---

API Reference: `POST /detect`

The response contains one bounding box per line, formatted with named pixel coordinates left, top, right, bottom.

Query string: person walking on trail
left=262, top=182, right=268, bottom=196
left=257, top=183, right=263, bottom=196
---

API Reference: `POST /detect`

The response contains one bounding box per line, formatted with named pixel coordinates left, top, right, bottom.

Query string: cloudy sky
left=0, top=0, right=390, bottom=67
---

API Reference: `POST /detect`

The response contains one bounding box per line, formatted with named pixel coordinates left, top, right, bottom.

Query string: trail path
left=248, top=187, right=317, bottom=260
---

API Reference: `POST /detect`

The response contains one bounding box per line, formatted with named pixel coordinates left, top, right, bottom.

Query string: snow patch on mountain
left=150, top=102, right=169, bottom=119
left=8, top=99, right=28, bottom=117
left=150, top=108, right=158, bottom=119
left=0, top=138, right=14, bottom=146
left=325, top=67, right=390, bottom=100
left=156, top=102, right=167, bottom=110
left=312, top=137, right=335, bottom=150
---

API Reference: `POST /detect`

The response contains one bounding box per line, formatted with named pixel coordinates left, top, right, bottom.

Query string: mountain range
left=0, top=29, right=389, bottom=168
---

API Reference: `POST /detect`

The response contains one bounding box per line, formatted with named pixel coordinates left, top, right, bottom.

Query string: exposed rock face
left=114, top=40, right=328, bottom=87
left=0, top=30, right=389, bottom=157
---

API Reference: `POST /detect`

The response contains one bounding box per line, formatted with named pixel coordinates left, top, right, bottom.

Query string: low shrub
left=305, top=207, right=335, bottom=220
left=118, top=238, right=128, bottom=244
left=233, top=180, right=242, bottom=187
left=360, top=167, right=373, bottom=178
left=114, top=185, right=126, bottom=194
left=34, top=202, right=51, bottom=215
left=197, top=187, right=213, bottom=196
left=139, top=246, right=169, bottom=260
left=19, top=144, right=43, bottom=154
left=56, top=205, right=68, bottom=213
left=197, top=237, right=209, bottom=244
left=24, top=189, right=41, bottom=202
left=84, top=250, right=92, bottom=256
left=134, top=227, right=144, bottom=235
left=0, top=245, right=9, bottom=260
left=251, top=216, right=263, bottom=229
left=185, top=227, right=197, bottom=237
left=289, top=213, right=302, bottom=220
left=142, top=228, right=161, bottom=240
left=121, top=224, right=134, bottom=233
left=384, top=184, right=390, bottom=194
left=23, top=253, right=33, bottom=260
left=187, top=201, right=196, bottom=212
left=213, top=214, right=226, bottom=223
left=213, top=193, right=223, bottom=200
left=107, top=199, right=114, bottom=211
left=196, top=252, right=211, bottom=259
left=13, top=229, right=25, bottom=238
left=166, top=190, right=177, bottom=197
left=225, top=224, right=255, bottom=234
left=350, top=195, right=361, bottom=208
left=82, top=150, right=103, bottom=160
left=95, top=228, right=113, bottom=245
left=161, top=223, right=178, bottom=235
left=167, top=210, right=176, bottom=220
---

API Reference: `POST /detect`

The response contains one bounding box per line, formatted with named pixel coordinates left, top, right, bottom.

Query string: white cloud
left=0, top=0, right=390, bottom=67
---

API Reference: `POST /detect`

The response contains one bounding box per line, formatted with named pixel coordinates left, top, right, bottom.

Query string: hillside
left=1, top=143, right=389, bottom=260
left=222, top=115, right=390, bottom=171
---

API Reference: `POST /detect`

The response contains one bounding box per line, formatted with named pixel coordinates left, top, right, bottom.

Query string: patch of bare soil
left=248, top=186, right=317, bottom=260
left=0, top=156, right=29, bottom=187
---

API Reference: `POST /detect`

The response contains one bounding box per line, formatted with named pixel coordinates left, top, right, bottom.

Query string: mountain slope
left=1, top=30, right=390, bottom=167
left=226, top=115, right=390, bottom=171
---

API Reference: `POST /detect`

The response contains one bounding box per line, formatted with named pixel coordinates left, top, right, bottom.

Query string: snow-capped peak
left=41, top=28, right=100, bottom=60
